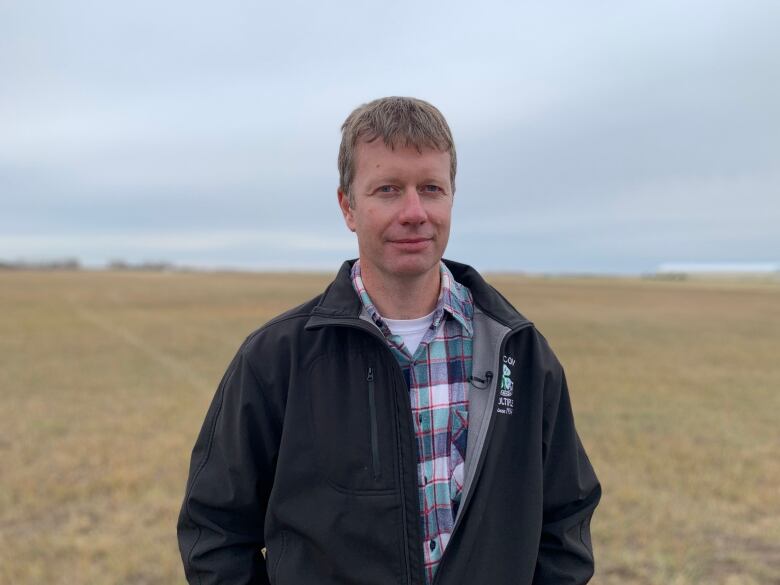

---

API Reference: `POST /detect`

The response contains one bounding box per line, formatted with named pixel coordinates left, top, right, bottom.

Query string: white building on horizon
left=657, top=262, right=779, bottom=276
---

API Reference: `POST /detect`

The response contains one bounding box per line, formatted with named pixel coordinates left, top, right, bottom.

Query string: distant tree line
left=106, top=260, right=174, bottom=271
left=0, top=258, right=81, bottom=270
left=0, top=259, right=174, bottom=271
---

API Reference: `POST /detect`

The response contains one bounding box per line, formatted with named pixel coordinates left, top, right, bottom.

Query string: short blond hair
left=338, top=96, right=457, bottom=205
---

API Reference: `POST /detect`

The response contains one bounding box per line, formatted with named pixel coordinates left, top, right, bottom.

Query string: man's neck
left=359, top=263, right=441, bottom=320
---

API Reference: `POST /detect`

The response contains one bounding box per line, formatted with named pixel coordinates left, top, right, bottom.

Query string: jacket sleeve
left=177, top=343, right=282, bottom=585
left=533, top=365, right=601, bottom=585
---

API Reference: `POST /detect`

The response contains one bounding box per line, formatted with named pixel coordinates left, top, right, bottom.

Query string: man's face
left=338, top=139, right=453, bottom=283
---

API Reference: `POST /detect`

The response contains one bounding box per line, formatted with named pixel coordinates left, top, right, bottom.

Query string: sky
left=1, top=0, right=778, bottom=273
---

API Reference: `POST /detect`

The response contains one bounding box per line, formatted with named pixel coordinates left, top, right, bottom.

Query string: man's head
left=338, top=96, right=457, bottom=207
left=337, top=97, right=457, bottom=284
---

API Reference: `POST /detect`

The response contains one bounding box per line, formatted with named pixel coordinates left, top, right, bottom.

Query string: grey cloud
left=1, top=0, right=777, bottom=271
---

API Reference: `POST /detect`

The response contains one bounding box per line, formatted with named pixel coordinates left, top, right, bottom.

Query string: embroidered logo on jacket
left=497, top=355, right=515, bottom=415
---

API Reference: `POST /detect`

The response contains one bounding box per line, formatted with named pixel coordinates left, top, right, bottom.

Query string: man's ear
left=337, top=188, right=356, bottom=232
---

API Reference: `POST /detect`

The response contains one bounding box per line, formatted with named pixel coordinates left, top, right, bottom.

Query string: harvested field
left=1, top=270, right=778, bottom=584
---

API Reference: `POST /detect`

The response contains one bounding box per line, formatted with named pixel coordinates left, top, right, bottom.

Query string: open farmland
left=1, top=269, right=778, bottom=585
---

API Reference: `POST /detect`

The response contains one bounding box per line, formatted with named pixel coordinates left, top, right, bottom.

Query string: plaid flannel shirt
left=351, top=260, right=474, bottom=584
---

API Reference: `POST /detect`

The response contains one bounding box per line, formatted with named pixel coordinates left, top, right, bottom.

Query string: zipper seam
left=394, top=371, right=414, bottom=585
left=367, top=367, right=381, bottom=481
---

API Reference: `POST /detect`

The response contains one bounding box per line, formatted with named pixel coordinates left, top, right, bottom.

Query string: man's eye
left=422, top=185, right=442, bottom=193
left=377, top=185, right=397, bottom=193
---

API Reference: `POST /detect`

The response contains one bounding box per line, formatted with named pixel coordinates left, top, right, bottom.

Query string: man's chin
left=384, top=256, right=442, bottom=279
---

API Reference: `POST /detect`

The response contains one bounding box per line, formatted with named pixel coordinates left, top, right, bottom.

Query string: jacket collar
left=306, top=258, right=531, bottom=331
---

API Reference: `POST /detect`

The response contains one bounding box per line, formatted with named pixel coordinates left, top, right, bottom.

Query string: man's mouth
left=388, top=237, right=433, bottom=251
left=390, top=237, right=432, bottom=244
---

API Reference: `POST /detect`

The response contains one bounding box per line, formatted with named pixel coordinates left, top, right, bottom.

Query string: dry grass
left=1, top=270, right=778, bottom=584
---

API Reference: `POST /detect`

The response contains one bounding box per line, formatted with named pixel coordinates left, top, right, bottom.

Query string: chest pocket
left=307, top=350, right=398, bottom=493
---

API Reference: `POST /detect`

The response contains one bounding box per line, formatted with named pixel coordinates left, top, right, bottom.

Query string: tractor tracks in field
left=66, top=296, right=211, bottom=393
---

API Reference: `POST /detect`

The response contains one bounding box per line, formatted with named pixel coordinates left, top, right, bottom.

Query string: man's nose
left=398, top=188, right=427, bottom=224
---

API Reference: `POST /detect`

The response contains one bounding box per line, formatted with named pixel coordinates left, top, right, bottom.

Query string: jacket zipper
left=367, top=366, right=381, bottom=481
left=430, top=323, right=532, bottom=585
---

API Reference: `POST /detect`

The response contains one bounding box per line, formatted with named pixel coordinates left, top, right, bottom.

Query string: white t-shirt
left=384, top=310, right=436, bottom=356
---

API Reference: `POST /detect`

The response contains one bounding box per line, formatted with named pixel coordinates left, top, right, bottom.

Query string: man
left=178, top=96, right=601, bottom=585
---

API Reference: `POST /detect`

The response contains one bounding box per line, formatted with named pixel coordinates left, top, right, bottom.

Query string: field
left=1, top=269, right=778, bottom=584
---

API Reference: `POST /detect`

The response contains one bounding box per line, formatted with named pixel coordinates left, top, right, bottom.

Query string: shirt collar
left=350, top=260, right=474, bottom=338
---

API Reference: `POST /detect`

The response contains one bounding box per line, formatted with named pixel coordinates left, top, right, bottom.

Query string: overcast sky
left=1, top=0, right=778, bottom=273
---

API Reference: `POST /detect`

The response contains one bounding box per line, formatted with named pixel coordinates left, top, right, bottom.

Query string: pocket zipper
left=367, top=366, right=381, bottom=480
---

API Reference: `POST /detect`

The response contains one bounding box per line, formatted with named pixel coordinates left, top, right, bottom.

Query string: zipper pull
left=367, top=367, right=374, bottom=382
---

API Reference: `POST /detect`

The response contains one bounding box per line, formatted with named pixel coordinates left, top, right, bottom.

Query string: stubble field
left=1, top=269, right=778, bottom=584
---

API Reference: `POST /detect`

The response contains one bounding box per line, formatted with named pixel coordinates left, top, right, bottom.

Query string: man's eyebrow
left=368, top=174, right=448, bottom=184
left=365, top=176, right=403, bottom=189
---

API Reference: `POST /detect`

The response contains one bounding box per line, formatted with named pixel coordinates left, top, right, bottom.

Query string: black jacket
left=177, top=259, right=601, bottom=585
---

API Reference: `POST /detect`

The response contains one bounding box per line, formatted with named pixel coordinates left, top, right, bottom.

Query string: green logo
left=500, top=363, right=513, bottom=396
